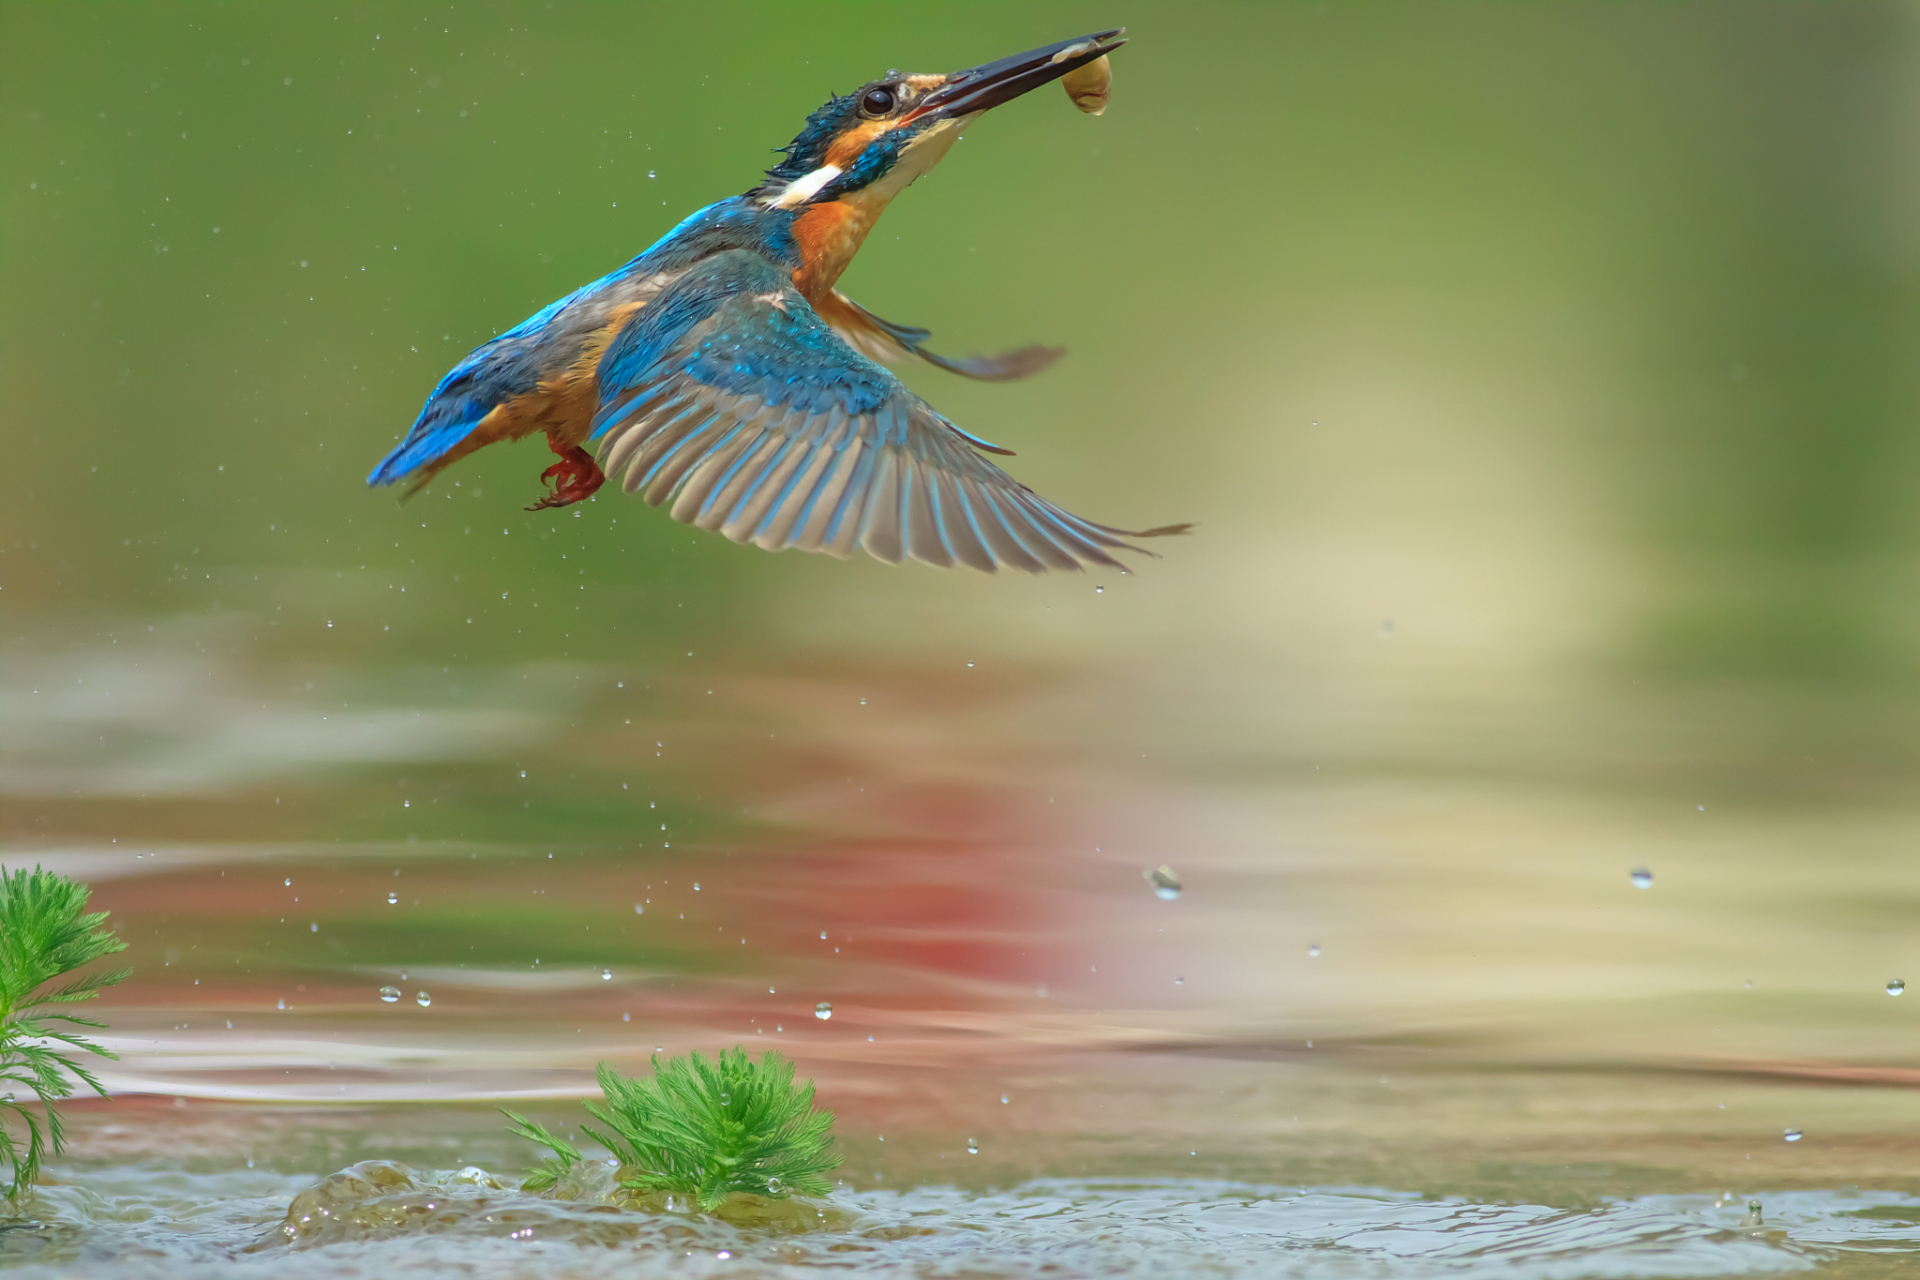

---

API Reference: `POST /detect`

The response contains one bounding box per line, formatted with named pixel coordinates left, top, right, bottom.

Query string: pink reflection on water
left=63, top=665, right=1154, bottom=1101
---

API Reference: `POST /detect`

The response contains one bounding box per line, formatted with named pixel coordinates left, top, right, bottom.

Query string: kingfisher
left=366, top=29, right=1186, bottom=572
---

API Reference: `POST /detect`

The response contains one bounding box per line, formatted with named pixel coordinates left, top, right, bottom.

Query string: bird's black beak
left=904, top=29, right=1127, bottom=124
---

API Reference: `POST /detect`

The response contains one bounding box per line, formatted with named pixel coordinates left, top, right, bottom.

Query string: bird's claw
left=526, top=443, right=606, bottom=511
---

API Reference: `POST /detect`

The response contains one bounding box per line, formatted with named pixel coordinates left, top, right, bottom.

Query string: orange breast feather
left=791, top=201, right=882, bottom=300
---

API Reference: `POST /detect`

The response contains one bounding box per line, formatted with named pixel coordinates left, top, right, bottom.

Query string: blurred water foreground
left=6, top=1, right=1920, bottom=1276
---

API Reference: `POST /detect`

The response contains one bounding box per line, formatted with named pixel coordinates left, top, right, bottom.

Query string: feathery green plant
left=0, top=867, right=128, bottom=1204
left=503, top=1047, right=840, bottom=1211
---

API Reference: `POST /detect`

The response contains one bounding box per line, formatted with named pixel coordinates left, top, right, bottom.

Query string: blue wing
left=588, top=250, right=1182, bottom=573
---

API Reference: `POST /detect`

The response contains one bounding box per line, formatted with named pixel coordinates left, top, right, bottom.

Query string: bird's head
left=752, top=29, right=1125, bottom=212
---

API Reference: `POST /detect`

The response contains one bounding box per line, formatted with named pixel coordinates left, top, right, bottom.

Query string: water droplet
left=378, top=986, right=400, bottom=1003
left=1307, top=944, right=1322, bottom=958
left=965, top=1138, right=979, bottom=1154
left=693, top=882, right=700, bottom=891
left=1143, top=865, right=1183, bottom=900
left=1889, top=979, right=1906, bottom=995
left=715, top=1250, right=731, bottom=1260
left=519, top=770, right=526, bottom=778
left=1784, top=1128, right=1803, bottom=1142
left=765, top=1176, right=783, bottom=1194
left=276, top=998, right=286, bottom=1010
left=718, top=1091, right=731, bottom=1105
left=1744, top=1199, right=1764, bottom=1226
left=309, top=921, right=318, bottom=932
left=819, top=931, right=827, bottom=940
left=1174, top=976, right=1185, bottom=985
left=1001, top=1094, right=1010, bottom=1104
left=387, top=892, right=398, bottom=904
left=1094, top=585, right=1105, bottom=594
left=814, top=1001, right=832, bottom=1020
left=601, top=968, right=613, bottom=980
left=1630, top=868, right=1653, bottom=889
left=647, top=169, right=656, bottom=178
left=415, top=991, right=432, bottom=1007
left=284, top=878, right=292, bottom=886
left=634, top=904, right=643, bottom=914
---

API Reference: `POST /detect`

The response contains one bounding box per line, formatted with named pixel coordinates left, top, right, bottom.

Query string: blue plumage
left=366, top=28, right=1185, bottom=570
left=368, top=200, right=797, bottom=489
left=364, top=350, right=522, bottom=486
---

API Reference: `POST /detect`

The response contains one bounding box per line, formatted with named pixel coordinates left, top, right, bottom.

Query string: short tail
left=368, top=369, right=501, bottom=492
left=366, top=415, right=482, bottom=488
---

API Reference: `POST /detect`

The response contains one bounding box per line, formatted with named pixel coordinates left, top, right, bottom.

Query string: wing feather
left=721, top=432, right=807, bottom=541
left=604, top=394, right=696, bottom=484
left=620, top=403, right=711, bottom=496
left=649, top=416, right=742, bottom=506
left=714, top=427, right=804, bottom=532
left=903, top=462, right=952, bottom=568
left=670, top=422, right=761, bottom=523
left=858, top=450, right=906, bottom=564
left=788, top=443, right=864, bottom=554
left=932, top=471, right=999, bottom=573
left=820, top=445, right=879, bottom=558
left=748, top=441, right=836, bottom=548
left=1011, top=491, right=1127, bottom=569
left=982, top=490, right=1082, bottom=571
left=634, top=411, right=721, bottom=502
left=587, top=249, right=1181, bottom=572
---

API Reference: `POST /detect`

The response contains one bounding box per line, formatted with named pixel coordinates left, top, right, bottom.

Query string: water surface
left=5, top=3, right=1920, bottom=1276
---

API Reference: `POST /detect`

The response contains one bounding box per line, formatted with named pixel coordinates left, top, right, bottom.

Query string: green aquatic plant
left=503, top=1046, right=840, bottom=1210
left=0, top=867, right=129, bottom=1204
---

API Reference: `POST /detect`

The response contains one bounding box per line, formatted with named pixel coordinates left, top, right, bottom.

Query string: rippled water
left=9, top=1161, right=1920, bottom=1279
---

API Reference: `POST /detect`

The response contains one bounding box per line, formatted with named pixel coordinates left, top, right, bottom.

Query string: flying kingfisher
left=366, top=29, right=1186, bottom=572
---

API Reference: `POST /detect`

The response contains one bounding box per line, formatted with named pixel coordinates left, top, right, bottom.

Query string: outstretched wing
left=814, top=290, right=1064, bottom=382
left=587, top=250, right=1185, bottom=573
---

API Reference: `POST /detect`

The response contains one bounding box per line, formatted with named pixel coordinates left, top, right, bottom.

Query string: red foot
left=526, top=438, right=606, bottom=511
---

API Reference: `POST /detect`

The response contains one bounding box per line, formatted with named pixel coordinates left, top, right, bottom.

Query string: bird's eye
left=861, top=86, right=897, bottom=116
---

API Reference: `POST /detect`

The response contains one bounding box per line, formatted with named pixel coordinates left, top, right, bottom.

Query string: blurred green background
left=5, top=1, right=1920, bottom=1180
left=6, top=1, right=1915, bottom=683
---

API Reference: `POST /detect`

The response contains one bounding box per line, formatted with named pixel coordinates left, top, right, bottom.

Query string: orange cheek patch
left=825, top=120, right=892, bottom=170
